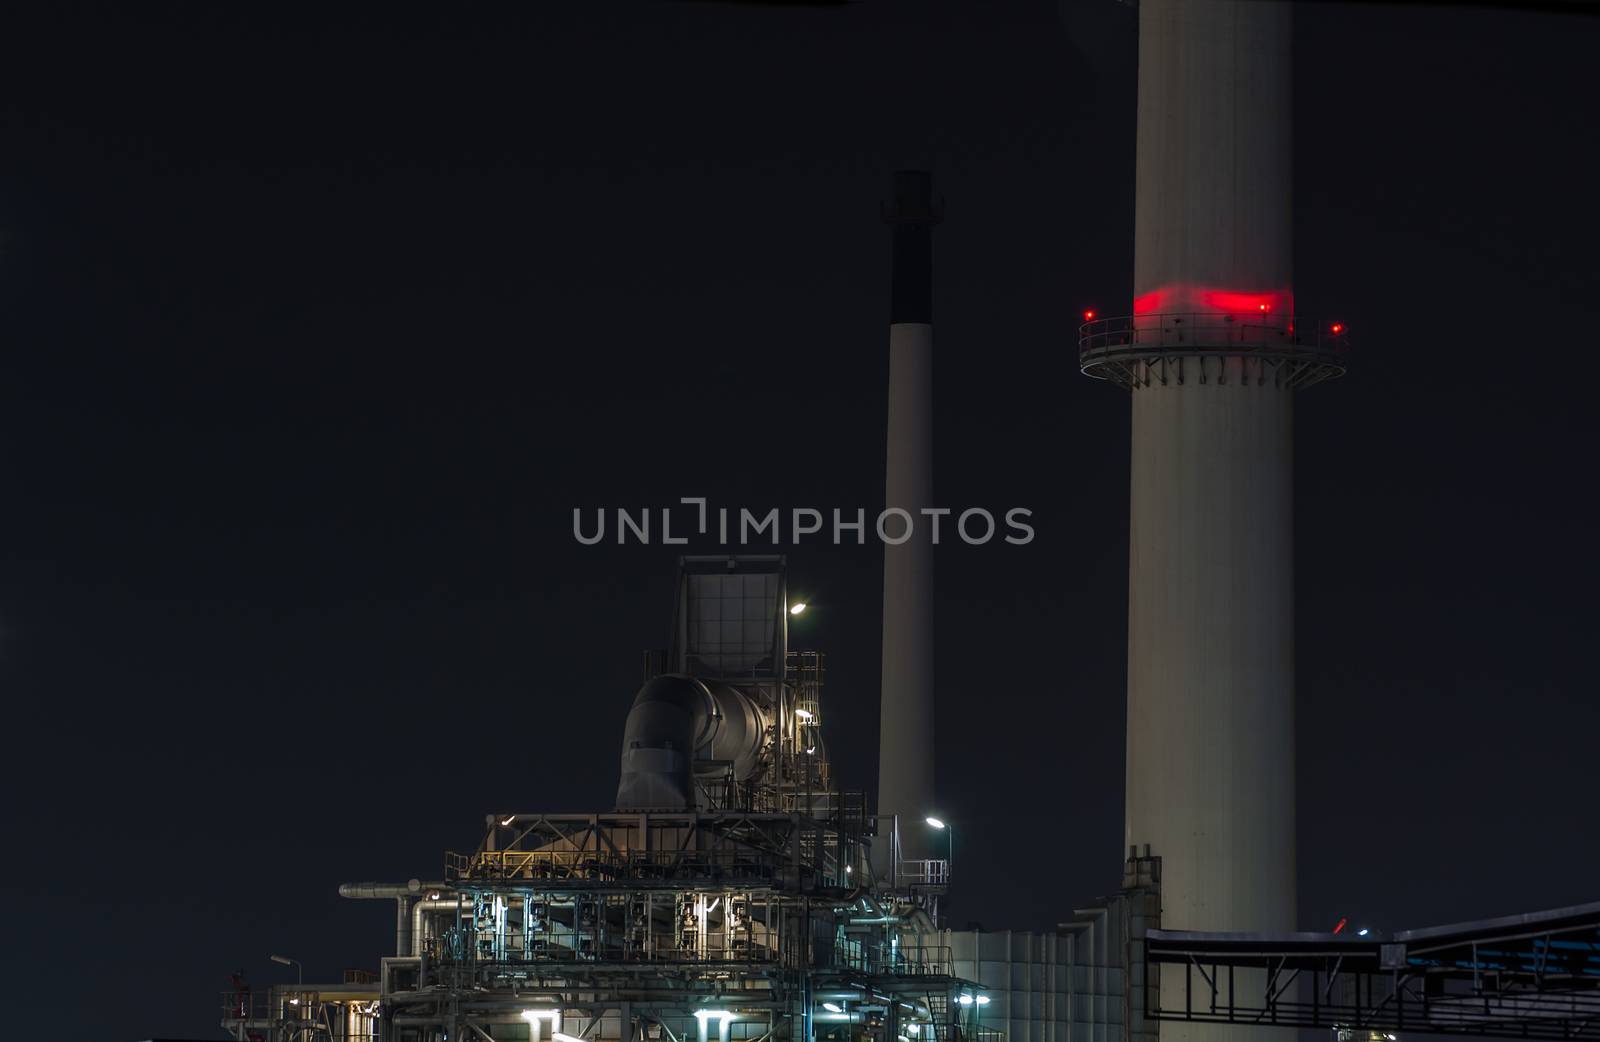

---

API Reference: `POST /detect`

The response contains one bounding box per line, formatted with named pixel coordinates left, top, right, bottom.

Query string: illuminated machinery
left=242, top=555, right=979, bottom=1042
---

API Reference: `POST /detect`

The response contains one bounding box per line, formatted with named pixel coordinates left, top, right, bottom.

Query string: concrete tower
left=1079, top=3, right=1344, bottom=1039
left=878, top=171, right=942, bottom=870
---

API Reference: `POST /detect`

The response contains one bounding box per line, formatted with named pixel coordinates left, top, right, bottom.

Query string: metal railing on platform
left=1078, top=312, right=1349, bottom=354
left=832, top=943, right=957, bottom=977
left=448, top=847, right=791, bottom=882
left=898, top=858, right=950, bottom=887
left=1079, top=312, right=1349, bottom=389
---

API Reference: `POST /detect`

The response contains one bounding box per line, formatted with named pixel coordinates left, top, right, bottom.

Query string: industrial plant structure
left=212, top=169, right=1162, bottom=1042
left=205, top=7, right=1600, bottom=1038
left=212, top=551, right=1600, bottom=1042
left=219, top=554, right=1147, bottom=1042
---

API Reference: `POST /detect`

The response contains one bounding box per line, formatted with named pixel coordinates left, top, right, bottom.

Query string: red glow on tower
left=1131, top=293, right=1162, bottom=316
left=1333, top=916, right=1348, bottom=935
left=1133, top=285, right=1293, bottom=318
left=1084, top=309, right=1097, bottom=322
left=1331, top=322, right=1344, bottom=335
left=1196, top=288, right=1288, bottom=316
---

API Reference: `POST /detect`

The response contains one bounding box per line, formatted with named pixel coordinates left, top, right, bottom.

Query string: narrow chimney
left=877, top=171, right=941, bottom=872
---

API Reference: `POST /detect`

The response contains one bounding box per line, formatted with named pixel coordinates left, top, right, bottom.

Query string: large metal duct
left=615, top=673, right=769, bottom=811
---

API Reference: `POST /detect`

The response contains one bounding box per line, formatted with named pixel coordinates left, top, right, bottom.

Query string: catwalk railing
left=457, top=810, right=865, bottom=888
left=898, top=858, right=950, bottom=888
left=1078, top=312, right=1349, bottom=390
left=447, top=847, right=789, bottom=883
left=221, top=989, right=378, bottom=1042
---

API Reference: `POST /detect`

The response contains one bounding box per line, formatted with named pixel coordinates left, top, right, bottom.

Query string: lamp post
left=270, top=953, right=303, bottom=987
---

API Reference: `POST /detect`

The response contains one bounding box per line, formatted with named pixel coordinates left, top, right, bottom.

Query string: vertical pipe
left=395, top=896, right=414, bottom=958
left=877, top=170, right=941, bottom=870
left=1123, top=5, right=1297, bottom=1042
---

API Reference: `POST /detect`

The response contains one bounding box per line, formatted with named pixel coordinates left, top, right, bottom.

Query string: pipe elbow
left=615, top=674, right=709, bottom=811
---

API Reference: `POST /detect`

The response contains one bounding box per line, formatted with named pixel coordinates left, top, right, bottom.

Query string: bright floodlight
left=790, top=602, right=807, bottom=615
left=694, top=1011, right=734, bottom=1023
left=957, top=994, right=974, bottom=1006
left=975, top=996, right=991, bottom=1006
left=270, top=955, right=293, bottom=966
left=1358, top=928, right=1370, bottom=936
left=823, top=1003, right=843, bottom=1013
left=794, top=708, right=813, bottom=721
left=925, top=816, right=946, bottom=830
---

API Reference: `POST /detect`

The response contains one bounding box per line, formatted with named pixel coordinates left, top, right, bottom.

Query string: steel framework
left=238, top=557, right=973, bottom=1042
left=1143, top=901, right=1600, bottom=1039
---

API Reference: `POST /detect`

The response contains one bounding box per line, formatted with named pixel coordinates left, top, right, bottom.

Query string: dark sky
left=3, top=3, right=1598, bottom=1039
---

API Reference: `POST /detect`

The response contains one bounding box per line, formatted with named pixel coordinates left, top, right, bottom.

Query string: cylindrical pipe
left=395, top=895, right=414, bottom=957
left=412, top=897, right=466, bottom=952
left=337, top=880, right=424, bottom=899
left=877, top=170, right=940, bottom=870
left=336, top=880, right=427, bottom=957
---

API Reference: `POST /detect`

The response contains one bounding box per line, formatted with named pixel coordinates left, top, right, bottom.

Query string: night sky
left=3, top=3, right=1599, bottom=1039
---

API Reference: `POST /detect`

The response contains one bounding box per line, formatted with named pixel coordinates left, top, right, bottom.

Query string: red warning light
left=1084, top=309, right=1097, bottom=322
left=1258, top=303, right=1270, bottom=312
left=1331, top=322, right=1344, bottom=335
left=1333, top=916, right=1349, bottom=935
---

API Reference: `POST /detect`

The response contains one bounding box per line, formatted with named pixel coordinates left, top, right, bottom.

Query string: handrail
left=898, top=858, right=951, bottom=887
left=1079, top=312, right=1349, bottom=389
left=448, top=846, right=791, bottom=881
left=1079, top=312, right=1350, bottom=356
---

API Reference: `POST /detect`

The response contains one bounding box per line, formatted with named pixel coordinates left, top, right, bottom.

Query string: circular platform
left=1079, top=313, right=1349, bottom=390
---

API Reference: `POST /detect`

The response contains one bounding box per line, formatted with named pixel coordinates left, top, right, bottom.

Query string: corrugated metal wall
left=941, top=915, right=1124, bottom=1042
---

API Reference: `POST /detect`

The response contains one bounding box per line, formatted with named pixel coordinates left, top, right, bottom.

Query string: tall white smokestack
left=878, top=170, right=941, bottom=871
left=1080, top=4, right=1344, bottom=1041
